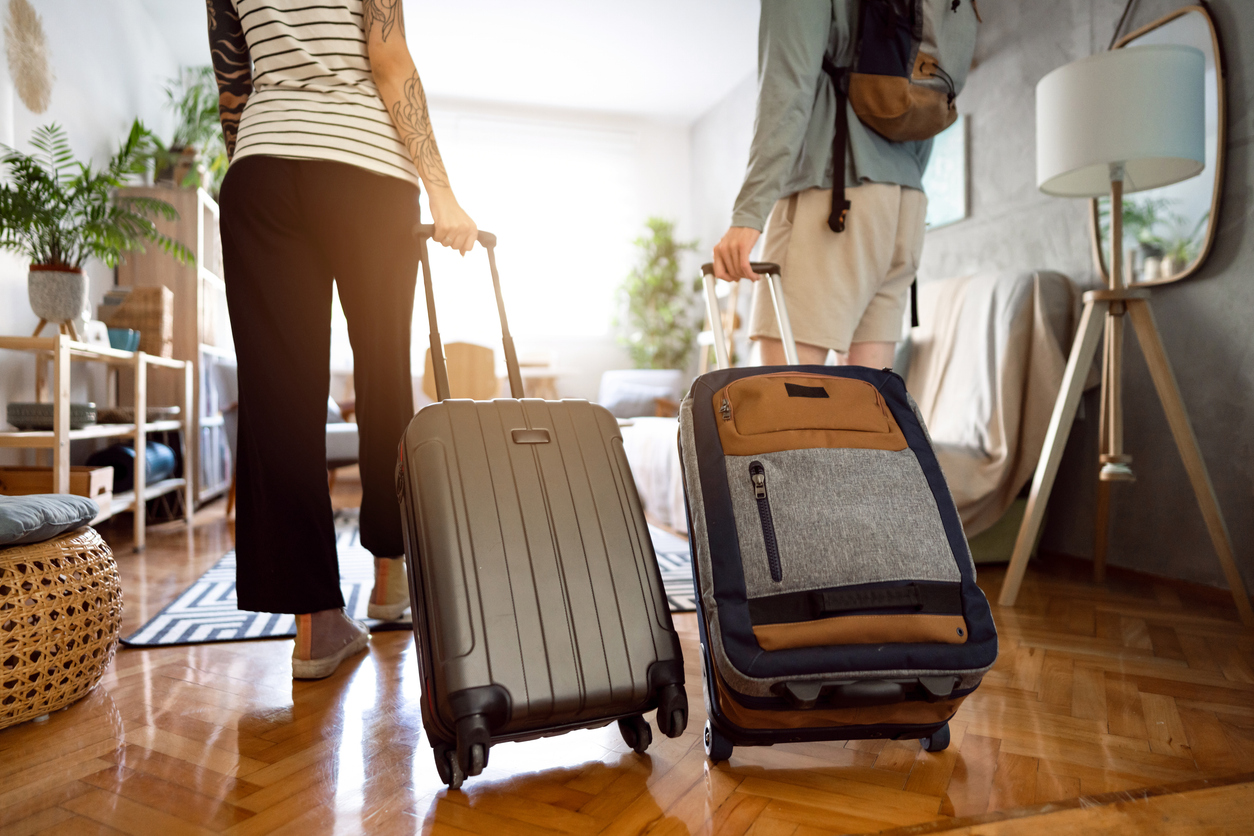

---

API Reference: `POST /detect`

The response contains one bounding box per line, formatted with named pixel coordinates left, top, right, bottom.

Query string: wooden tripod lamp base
left=996, top=283, right=1254, bottom=626
left=1010, top=46, right=1252, bottom=626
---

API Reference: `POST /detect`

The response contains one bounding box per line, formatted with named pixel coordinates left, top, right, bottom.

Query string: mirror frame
left=1088, top=3, right=1227, bottom=286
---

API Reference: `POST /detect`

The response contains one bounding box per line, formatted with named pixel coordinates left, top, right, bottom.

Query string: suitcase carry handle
left=700, top=262, right=799, bottom=369
left=414, top=224, right=497, bottom=249
left=774, top=675, right=958, bottom=710
left=414, top=224, right=525, bottom=401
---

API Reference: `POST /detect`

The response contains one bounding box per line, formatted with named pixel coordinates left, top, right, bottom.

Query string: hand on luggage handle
left=700, top=262, right=799, bottom=368
left=414, top=225, right=525, bottom=402
left=413, top=223, right=497, bottom=249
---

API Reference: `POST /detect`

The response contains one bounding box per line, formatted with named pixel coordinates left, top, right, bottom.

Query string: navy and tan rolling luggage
left=397, top=227, right=688, bottom=789
left=680, top=263, right=997, bottom=763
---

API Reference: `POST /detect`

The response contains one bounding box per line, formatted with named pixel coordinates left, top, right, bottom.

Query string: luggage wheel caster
left=434, top=743, right=465, bottom=790
left=704, top=720, right=732, bottom=764
left=920, top=722, right=951, bottom=753
left=618, top=715, right=652, bottom=754
left=654, top=684, right=688, bottom=739
left=456, top=715, right=490, bottom=777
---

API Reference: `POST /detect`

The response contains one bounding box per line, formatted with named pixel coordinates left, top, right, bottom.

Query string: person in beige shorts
left=748, top=184, right=926, bottom=367
left=712, top=1, right=937, bottom=370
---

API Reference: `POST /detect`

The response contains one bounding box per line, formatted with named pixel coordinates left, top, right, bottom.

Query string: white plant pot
left=28, top=267, right=87, bottom=323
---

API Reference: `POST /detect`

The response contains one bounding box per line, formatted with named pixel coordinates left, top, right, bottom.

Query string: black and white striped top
left=232, top=0, right=420, bottom=186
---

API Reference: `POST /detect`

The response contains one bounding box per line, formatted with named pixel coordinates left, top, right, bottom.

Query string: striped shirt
left=231, top=0, right=420, bottom=187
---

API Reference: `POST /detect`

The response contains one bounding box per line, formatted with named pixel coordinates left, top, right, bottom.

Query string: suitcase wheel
left=433, top=742, right=465, bottom=790
left=920, top=722, right=951, bottom=753
left=654, top=684, right=688, bottom=739
left=456, top=715, right=490, bottom=777
left=704, top=720, right=733, bottom=764
left=618, top=714, right=653, bottom=754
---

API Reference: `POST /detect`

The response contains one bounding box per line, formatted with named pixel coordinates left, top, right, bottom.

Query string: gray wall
left=925, top=0, right=1254, bottom=591
left=691, top=0, right=1254, bottom=592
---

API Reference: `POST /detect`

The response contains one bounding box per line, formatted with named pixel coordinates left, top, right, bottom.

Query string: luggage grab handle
left=700, top=262, right=799, bottom=369
left=414, top=224, right=525, bottom=402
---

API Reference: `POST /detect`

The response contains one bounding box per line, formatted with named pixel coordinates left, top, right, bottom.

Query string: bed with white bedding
left=619, top=417, right=688, bottom=534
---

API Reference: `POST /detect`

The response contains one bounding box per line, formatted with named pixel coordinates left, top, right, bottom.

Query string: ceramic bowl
left=7, top=402, right=97, bottom=431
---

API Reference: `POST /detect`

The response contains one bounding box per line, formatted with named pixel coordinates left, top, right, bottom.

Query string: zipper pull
left=720, top=397, right=731, bottom=421
left=750, top=463, right=767, bottom=499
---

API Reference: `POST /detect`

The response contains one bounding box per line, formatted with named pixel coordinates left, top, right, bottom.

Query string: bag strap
left=820, top=54, right=920, bottom=329
left=821, top=55, right=852, bottom=235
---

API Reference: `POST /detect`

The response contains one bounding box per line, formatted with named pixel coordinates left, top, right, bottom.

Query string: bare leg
left=839, top=341, right=896, bottom=370
left=758, top=337, right=829, bottom=366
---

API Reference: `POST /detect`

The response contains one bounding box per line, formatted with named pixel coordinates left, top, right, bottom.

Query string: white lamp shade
left=1036, top=45, right=1205, bottom=197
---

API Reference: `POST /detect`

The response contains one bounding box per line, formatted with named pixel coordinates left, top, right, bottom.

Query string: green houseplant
left=0, top=121, right=191, bottom=337
left=147, top=67, right=228, bottom=193
left=617, top=217, right=700, bottom=370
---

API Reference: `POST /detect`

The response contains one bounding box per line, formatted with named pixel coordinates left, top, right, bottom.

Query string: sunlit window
left=417, top=108, right=643, bottom=345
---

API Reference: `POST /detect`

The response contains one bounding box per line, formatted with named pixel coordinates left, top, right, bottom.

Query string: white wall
left=690, top=74, right=756, bottom=258
left=0, top=1, right=181, bottom=461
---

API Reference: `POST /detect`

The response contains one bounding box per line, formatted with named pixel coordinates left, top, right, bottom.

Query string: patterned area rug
left=123, top=512, right=693, bottom=647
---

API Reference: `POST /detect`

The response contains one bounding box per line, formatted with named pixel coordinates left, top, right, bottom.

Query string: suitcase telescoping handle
left=414, top=224, right=525, bottom=402
left=700, top=262, right=799, bottom=369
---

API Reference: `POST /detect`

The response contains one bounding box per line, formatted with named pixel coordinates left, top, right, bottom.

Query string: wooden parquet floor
left=2, top=477, right=1252, bottom=834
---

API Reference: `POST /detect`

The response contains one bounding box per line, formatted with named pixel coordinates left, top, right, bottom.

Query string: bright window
left=415, top=109, right=641, bottom=350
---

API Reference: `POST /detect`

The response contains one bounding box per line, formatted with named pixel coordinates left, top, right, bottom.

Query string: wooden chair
left=423, top=342, right=499, bottom=401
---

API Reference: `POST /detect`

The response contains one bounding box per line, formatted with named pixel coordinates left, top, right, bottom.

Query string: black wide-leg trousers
left=220, top=156, right=419, bottom=614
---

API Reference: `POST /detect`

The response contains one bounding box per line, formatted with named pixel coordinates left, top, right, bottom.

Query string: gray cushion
left=0, top=494, right=99, bottom=546
left=600, top=382, right=675, bottom=419
left=326, top=421, right=359, bottom=465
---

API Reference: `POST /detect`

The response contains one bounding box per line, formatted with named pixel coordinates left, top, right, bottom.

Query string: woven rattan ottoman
left=0, top=527, right=122, bottom=730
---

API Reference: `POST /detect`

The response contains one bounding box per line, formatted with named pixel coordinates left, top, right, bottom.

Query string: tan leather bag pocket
left=848, top=52, right=958, bottom=143
left=713, top=373, right=907, bottom=456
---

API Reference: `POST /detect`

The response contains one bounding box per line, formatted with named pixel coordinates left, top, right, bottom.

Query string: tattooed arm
left=364, top=0, right=477, bottom=254
left=206, top=0, right=252, bottom=160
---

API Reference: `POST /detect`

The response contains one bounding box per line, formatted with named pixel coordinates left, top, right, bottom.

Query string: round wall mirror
left=1088, top=4, right=1225, bottom=286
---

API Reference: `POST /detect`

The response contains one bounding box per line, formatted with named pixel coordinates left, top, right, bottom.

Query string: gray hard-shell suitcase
left=397, top=226, right=688, bottom=790
left=682, top=263, right=997, bottom=764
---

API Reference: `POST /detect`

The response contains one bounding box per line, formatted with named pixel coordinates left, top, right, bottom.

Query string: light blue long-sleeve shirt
left=731, top=0, right=942, bottom=231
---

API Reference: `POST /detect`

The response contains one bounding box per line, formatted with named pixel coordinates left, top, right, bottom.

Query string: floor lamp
left=996, top=45, right=1254, bottom=626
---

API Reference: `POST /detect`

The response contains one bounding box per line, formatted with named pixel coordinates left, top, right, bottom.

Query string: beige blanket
left=906, top=271, right=1079, bottom=537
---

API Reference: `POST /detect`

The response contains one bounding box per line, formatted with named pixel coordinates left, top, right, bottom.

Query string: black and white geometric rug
left=123, top=512, right=693, bottom=647
left=651, top=525, right=695, bottom=613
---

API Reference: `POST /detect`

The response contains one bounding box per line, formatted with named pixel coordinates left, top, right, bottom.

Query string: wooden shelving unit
left=0, top=334, right=193, bottom=550
left=118, top=186, right=235, bottom=507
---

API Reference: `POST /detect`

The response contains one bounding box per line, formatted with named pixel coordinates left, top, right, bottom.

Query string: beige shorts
left=749, top=183, right=927, bottom=354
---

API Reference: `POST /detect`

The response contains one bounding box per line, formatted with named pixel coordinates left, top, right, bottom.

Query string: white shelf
left=93, top=477, right=187, bottom=524
left=199, top=342, right=236, bottom=361
left=0, top=332, right=194, bottom=548
left=0, top=419, right=187, bottom=448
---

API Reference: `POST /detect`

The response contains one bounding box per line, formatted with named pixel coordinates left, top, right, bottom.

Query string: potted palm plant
left=603, top=218, right=699, bottom=417
left=147, top=67, right=228, bottom=194
left=0, top=121, right=191, bottom=338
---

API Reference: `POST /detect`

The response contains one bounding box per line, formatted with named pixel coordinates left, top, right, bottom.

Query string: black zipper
left=750, top=462, right=782, bottom=582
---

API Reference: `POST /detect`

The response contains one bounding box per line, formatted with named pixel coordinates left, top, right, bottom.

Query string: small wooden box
left=0, top=466, right=114, bottom=502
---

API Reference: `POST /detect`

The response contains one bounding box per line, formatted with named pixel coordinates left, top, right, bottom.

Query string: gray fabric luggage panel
left=402, top=397, right=680, bottom=732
